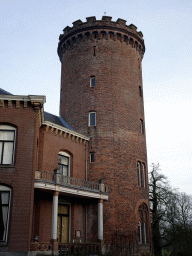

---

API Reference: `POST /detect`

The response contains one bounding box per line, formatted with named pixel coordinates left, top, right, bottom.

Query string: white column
left=98, top=199, right=103, bottom=240
left=52, top=191, right=59, bottom=240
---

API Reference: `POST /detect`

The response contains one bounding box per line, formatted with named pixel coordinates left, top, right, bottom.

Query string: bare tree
left=149, top=163, right=192, bottom=256
left=148, top=163, right=170, bottom=256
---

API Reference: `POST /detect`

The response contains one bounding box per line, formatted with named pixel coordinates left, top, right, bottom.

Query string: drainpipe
left=85, top=141, right=88, bottom=242
left=85, top=141, right=88, bottom=181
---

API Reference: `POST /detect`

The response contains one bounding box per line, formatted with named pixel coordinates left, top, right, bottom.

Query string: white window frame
left=0, top=125, right=16, bottom=165
left=137, top=161, right=141, bottom=187
left=90, top=76, right=95, bottom=88
left=0, top=185, right=11, bottom=243
left=88, top=112, right=96, bottom=127
left=58, top=152, right=70, bottom=177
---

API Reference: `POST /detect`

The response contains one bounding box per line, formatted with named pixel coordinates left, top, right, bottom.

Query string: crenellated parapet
left=57, top=16, right=145, bottom=61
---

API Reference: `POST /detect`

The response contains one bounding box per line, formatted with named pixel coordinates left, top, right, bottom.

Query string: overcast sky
left=1, top=0, right=192, bottom=195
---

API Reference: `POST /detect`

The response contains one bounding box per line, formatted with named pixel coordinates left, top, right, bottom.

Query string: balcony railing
left=35, top=170, right=109, bottom=194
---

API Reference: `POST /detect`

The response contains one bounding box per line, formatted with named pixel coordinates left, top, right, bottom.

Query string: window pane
left=137, top=162, right=141, bottom=186
left=142, top=164, right=145, bottom=188
left=0, top=142, right=2, bottom=163
left=90, top=153, right=95, bottom=163
left=0, top=131, right=14, bottom=141
left=2, top=206, right=8, bottom=229
left=62, top=166, right=68, bottom=176
left=58, top=165, right=63, bottom=174
left=0, top=190, right=10, bottom=242
left=2, top=142, right=13, bottom=164
left=90, top=77, right=95, bottom=87
left=90, top=113, right=96, bottom=126
left=1, top=192, right=9, bottom=205
left=0, top=208, right=4, bottom=241
left=60, top=156, right=68, bottom=165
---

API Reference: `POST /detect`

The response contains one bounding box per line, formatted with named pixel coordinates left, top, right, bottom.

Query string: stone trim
left=44, top=122, right=89, bottom=144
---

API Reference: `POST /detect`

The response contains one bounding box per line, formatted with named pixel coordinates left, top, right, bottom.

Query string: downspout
left=85, top=141, right=88, bottom=181
left=85, top=141, right=88, bottom=242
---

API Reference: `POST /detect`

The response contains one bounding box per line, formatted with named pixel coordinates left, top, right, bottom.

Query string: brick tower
left=58, top=16, right=151, bottom=251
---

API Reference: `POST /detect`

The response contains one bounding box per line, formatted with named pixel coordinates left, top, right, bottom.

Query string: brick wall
left=59, top=18, right=151, bottom=245
left=0, top=101, right=39, bottom=252
left=38, top=126, right=86, bottom=180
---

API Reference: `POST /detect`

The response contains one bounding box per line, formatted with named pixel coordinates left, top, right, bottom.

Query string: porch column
left=98, top=198, right=103, bottom=240
left=52, top=191, right=59, bottom=239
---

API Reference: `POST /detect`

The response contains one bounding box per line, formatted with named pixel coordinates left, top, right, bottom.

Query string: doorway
left=57, top=204, right=69, bottom=243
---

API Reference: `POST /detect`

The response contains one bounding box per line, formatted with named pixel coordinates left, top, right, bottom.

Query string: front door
left=57, top=204, right=69, bottom=243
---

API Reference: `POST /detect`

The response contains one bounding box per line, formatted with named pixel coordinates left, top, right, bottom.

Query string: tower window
left=90, top=153, right=95, bottom=163
left=140, top=119, right=144, bottom=133
left=89, top=112, right=96, bottom=126
left=142, top=163, right=145, bottom=188
left=90, top=76, right=95, bottom=88
left=138, top=221, right=142, bottom=244
left=137, top=161, right=141, bottom=187
left=139, top=86, right=142, bottom=97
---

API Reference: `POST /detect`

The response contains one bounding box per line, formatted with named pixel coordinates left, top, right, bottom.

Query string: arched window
left=138, top=203, right=149, bottom=244
left=0, top=125, right=16, bottom=165
left=0, top=185, right=11, bottom=242
left=138, top=221, right=142, bottom=244
left=137, top=161, right=141, bottom=186
left=142, top=163, right=145, bottom=188
left=58, top=152, right=70, bottom=177
left=144, top=222, right=147, bottom=244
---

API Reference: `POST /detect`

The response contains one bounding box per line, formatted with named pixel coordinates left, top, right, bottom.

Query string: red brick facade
left=0, top=16, right=151, bottom=256
left=58, top=15, right=151, bottom=251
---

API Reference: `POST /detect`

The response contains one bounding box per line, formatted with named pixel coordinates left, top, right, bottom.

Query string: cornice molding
left=42, top=121, right=90, bottom=142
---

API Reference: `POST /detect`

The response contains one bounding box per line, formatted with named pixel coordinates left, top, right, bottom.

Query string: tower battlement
left=58, top=16, right=145, bottom=62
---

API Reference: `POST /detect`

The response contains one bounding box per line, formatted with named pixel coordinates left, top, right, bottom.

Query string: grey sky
left=1, top=0, right=192, bottom=194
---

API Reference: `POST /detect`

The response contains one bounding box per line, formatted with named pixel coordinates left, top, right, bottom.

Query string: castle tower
left=58, top=16, right=151, bottom=251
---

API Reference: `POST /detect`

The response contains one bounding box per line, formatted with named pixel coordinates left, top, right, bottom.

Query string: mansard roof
left=0, top=88, right=13, bottom=95
left=44, top=112, right=74, bottom=131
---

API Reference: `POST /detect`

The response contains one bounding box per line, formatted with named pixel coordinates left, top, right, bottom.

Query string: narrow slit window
left=142, top=163, right=145, bottom=188
left=90, top=76, right=95, bottom=88
left=144, top=222, right=147, bottom=244
left=139, top=86, right=142, bottom=97
left=89, top=112, right=96, bottom=126
left=140, top=119, right=144, bottom=133
left=93, top=46, right=96, bottom=56
left=90, top=153, right=95, bottom=163
left=137, top=161, right=141, bottom=187
left=138, top=221, right=142, bottom=244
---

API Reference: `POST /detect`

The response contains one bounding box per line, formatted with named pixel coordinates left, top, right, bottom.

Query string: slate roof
left=44, top=111, right=74, bottom=131
left=0, top=88, right=12, bottom=95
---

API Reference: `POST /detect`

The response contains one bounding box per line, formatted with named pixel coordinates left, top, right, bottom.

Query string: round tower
left=58, top=16, right=151, bottom=250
